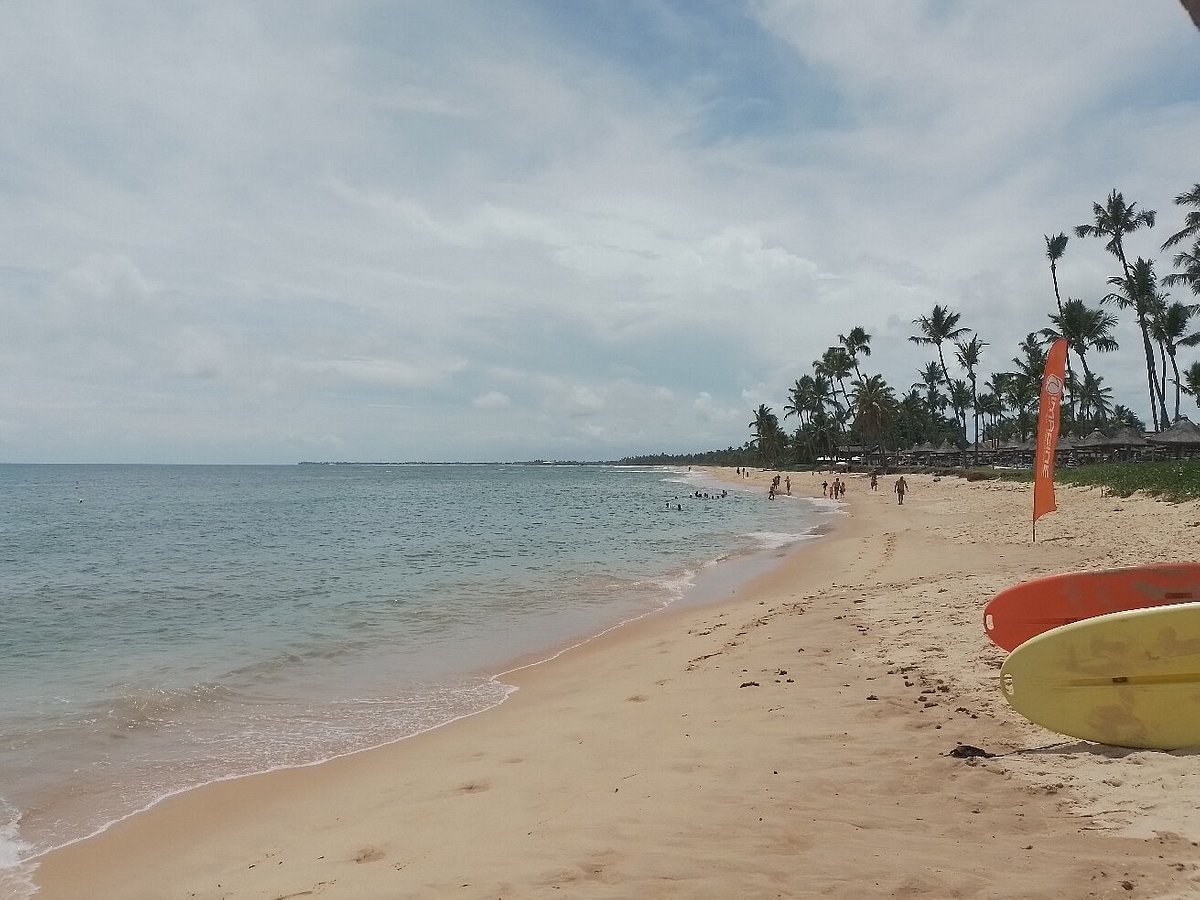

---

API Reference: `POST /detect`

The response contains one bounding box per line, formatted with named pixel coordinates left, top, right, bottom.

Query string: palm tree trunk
left=1169, top=348, right=1183, bottom=421
left=1051, top=266, right=1077, bottom=420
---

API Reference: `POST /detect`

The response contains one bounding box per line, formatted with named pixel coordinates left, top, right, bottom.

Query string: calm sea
left=0, top=463, right=835, bottom=896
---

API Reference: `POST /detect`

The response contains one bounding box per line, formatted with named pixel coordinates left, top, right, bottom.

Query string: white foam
left=0, top=802, right=36, bottom=900
left=741, top=530, right=818, bottom=551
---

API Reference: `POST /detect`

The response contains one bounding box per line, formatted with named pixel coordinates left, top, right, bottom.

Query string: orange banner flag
left=1033, top=338, right=1068, bottom=537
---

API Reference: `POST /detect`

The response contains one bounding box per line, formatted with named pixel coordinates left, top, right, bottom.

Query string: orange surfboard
left=984, top=563, right=1200, bottom=651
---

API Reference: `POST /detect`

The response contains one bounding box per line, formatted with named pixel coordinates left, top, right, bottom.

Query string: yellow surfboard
left=1000, top=601, right=1200, bottom=750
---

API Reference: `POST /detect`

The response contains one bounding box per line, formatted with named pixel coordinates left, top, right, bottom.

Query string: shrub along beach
left=34, top=468, right=1200, bottom=899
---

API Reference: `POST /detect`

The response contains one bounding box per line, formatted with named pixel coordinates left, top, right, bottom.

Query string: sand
left=31, top=469, right=1200, bottom=899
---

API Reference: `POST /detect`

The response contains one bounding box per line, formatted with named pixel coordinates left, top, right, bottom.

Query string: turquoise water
left=0, top=463, right=834, bottom=894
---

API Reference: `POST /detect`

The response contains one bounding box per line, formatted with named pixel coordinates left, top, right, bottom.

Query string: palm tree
left=851, top=374, right=897, bottom=469
left=1041, top=298, right=1119, bottom=391
left=1184, top=361, right=1200, bottom=411
left=912, top=361, right=946, bottom=424
left=816, top=346, right=855, bottom=415
left=1111, top=405, right=1146, bottom=431
left=1075, top=189, right=1157, bottom=269
left=1104, top=258, right=1170, bottom=428
left=748, top=404, right=781, bottom=467
left=910, top=304, right=969, bottom=391
left=948, top=379, right=973, bottom=448
left=1045, top=232, right=1076, bottom=418
left=838, top=326, right=873, bottom=381
left=1161, top=183, right=1200, bottom=252
left=954, top=333, right=987, bottom=461
left=896, top=388, right=930, bottom=450
left=1163, top=244, right=1200, bottom=298
left=1149, top=300, right=1200, bottom=421
left=1075, top=371, right=1114, bottom=424
left=784, top=377, right=814, bottom=428
left=1076, top=190, right=1161, bottom=427
left=1005, top=333, right=1047, bottom=440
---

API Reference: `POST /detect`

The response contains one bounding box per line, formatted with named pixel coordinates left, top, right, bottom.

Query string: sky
left=1, top=2, right=1198, bottom=464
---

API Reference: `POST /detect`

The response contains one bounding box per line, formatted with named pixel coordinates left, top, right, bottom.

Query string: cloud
left=471, top=390, right=511, bottom=410
left=0, top=2, right=1197, bottom=461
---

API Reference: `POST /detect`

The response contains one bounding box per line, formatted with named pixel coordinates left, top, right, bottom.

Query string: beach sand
left=32, top=469, right=1200, bottom=899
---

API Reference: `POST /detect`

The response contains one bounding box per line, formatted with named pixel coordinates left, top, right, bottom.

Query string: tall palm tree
left=1163, top=244, right=1200, bottom=298
left=816, top=347, right=854, bottom=420
left=1161, top=183, right=1200, bottom=252
left=1149, top=300, right=1200, bottom=421
left=1075, top=371, right=1114, bottom=424
left=1104, top=258, right=1170, bottom=428
left=1076, top=190, right=1161, bottom=427
left=1041, top=298, right=1119, bottom=391
left=1045, top=232, right=1076, bottom=418
left=912, top=361, right=946, bottom=424
left=784, top=377, right=814, bottom=428
left=948, top=379, right=973, bottom=447
left=954, top=334, right=987, bottom=461
left=851, top=374, right=897, bottom=468
left=748, top=404, right=781, bottom=467
left=910, top=304, right=969, bottom=394
left=838, top=326, right=873, bottom=381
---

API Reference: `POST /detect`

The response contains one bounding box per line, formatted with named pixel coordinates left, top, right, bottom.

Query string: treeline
left=743, top=184, right=1200, bottom=469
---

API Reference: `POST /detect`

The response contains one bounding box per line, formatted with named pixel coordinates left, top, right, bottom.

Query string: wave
left=740, top=530, right=819, bottom=551
left=0, top=800, right=35, bottom=900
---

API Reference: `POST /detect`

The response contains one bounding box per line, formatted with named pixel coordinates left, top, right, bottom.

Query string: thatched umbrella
left=1148, top=416, right=1200, bottom=457
left=1148, top=416, right=1200, bottom=445
left=1107, top=425, right=1147, bottom=448
left=1075, top=429, right=1110, bottom=451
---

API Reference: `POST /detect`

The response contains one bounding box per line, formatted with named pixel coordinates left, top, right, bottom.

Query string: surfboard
left=999, top=602, right=1200, bottom=750
left=984, top=563, right=1200, bottom=651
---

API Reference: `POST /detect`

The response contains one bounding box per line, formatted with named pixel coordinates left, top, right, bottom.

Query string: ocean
left=0, top=463, right=836, bottom=897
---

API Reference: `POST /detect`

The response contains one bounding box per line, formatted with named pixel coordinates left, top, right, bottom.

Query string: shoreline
left=32, top=469, right=1200, bottom=898
left=13, top=467, right=827, bottom=873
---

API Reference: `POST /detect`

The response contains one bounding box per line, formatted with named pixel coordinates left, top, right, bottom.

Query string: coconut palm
left=1149, top=300, right=1200, bottom=421
left=1075, top=190, right=1156, bottom=270
left=748, top=404, right=782, bottom=467
left=816, top=346, right=855, bottom=415
left=1104, top=258, right=1170, bottom=429
left=1161, top=183, right=1200, bottom=252
left=1076, top=190, right=1162, bottom=427
left=1041, top=298, right=1119, bottom=391
left=948, top=379, right=973, bottom=447
left=1075, top=371, right=1114, bottom=424
left=838, top=326, right=873, bottom=381
left=912, top=361, right=946, bottom=423
left=784, top=377, right=815, bottom=428
left=1184, top=361, right=1200, bottom=411
left=954, top=334, right=988, bottom=461
left=910, top=304, right=969, bottom=390
left=1045, top=232, right=1076, bottom=417
left=1163, top=244, right=1200, bottom=298
left=851, top=374, right=898, bottom=468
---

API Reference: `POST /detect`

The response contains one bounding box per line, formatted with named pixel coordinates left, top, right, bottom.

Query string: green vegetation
left=738, top=183, right=1200, bottom=470
left=991, top=460, right=1200, bottom=501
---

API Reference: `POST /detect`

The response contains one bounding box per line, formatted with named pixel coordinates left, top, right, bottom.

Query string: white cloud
left=471, top=390, right=511, bottom=410
left=0, top=2, right=1197, bottom=461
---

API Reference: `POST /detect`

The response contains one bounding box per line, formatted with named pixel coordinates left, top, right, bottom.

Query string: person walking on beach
left=822, top=480, right=828, bottom=497
left=894, top=476, right=908, bottom=505
left=785, top=476, right=791, bottom=495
